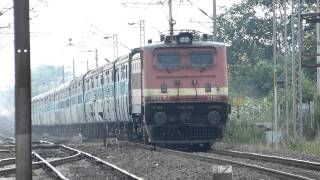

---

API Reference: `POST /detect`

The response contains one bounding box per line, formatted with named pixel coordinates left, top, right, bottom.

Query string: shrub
left=224, top=119, right=265, bottom=144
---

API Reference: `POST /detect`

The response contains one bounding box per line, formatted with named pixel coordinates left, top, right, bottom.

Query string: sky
left=0, top=0, right=241, bottom=90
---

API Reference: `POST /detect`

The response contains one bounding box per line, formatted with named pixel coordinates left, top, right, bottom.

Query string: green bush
left=224, top=119, right=265, bottom=144
left=287, top=137, right=320, bottom=155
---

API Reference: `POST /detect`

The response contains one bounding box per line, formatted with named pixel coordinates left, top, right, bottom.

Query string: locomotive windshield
left=156, top=52, right=181, bottom=69
left=189, top=52, right=214, bottom=69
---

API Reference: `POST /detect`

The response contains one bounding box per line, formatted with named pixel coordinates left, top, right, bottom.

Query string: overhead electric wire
left=147, top=0, right=157, bottom=9
left=185, top=0, right=213, bottom=20
left=0, top=6, right=13, bottom=16
left=161, top=1, right=169, bottom=22
left=87, top=23, right=132, bottom=52
left=89, top=24, right=109, bottom=37
left=0, top=1, right=12, bottom=15
left=174, top=0, right=182, bottom=24
left=189, top=19, right=212, bottom=33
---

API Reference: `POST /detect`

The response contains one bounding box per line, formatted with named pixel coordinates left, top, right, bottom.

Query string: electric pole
left=72, top=58, right=75, bottom=78
left=317, top=0, right=320, bottom=92
left=87, top=59, right=89, bottom=72
left=291, top=0, right=303, bottom=140
left=62, top=65, right=65, bottom=83
left=14, top=0, right=32, bottom=179
left=95, top=49, right=98, bottom=68
left=284, top=0, right=289, bottom=143
left=213, top=0, right=217, bottom=41
left=113, top=34, right=118, bottom=59
left=140, top=20, right=145, bottom=47
left=272, top=0, right=278, bottom=148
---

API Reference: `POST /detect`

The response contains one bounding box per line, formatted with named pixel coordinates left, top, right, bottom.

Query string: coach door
left=130, top=51, right=142, bottom=115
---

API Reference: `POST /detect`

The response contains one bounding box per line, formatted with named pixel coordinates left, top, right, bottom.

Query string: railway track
left=129, top=142, right=317, bottom=180
left=0, top=141, right=143, bottom=180
left=210, top=149, right=320, bottom=171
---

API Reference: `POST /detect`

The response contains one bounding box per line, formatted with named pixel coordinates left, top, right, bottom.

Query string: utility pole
left=95, top=49, right=98, bottom=68
left=284, top=0, right=289, bottom=143
left=213, top=0, right=217, bottom=41
left=113, top=34, right=118, bottom=59
left=14, top=0, right=32, bottom=179
left=62, top=65, right=65, bottom=83
left=317, top=0, right=320, bottom=92
left=297, top=0, right=303, bottom=140
left=139, top=20, right=145, bottom=47
left=72, top=58, right=75, bottom=78
left=291, top=0, right=295, bottom=139
left=128, top=20, right=146, bottom=47
left=272, top=0, right=278, bottom=148
left=292, top=0, right=303, bottom=140
left=87, top=59, right=89, bottom=72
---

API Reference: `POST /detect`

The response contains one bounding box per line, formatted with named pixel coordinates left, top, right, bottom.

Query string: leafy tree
left=217, top=0, right=274, bottom=97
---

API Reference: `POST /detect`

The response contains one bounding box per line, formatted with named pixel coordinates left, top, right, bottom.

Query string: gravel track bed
left=32, top=168, right=55, bottom=180
left=0, top=168, right=57, bottom=179
left=55, top=159, right=120, bottom=180
left=34, top=147, right=72, bottom=160
left=0, top=153, right=14, bottom=160
left=213, top=142, right=320, bottom=162
left=199, top=152, right=320, bottom=179
left=68, top=141, right=278, bottom=180
left=0, top=144, right=14, bottom=160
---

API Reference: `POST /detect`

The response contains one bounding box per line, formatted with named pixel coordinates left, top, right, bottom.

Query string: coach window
left=156, top=52, right=181, bottom=69
left=189, top=51, right=214, bottom=69
left=86, top=79, right=89, bottom=90
left=100, top=75, right=104, bottom=85
left=125, top=65, right=128, bottom=79
left=121, top=66, right=125, bottom=80
left=91, top=77, right=94, bottom=89
left=106, top=71, right=109, bottom=84
left=96, top=75, right=99, bottom=87
left=110, top=70, right=115, bottom=82
left=116, top=69, right=119, bottom=82
left=120, top=67, right=123, bottom=80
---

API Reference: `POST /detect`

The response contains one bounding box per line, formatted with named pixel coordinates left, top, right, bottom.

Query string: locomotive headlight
left=153, top=112, right=167, bottom=125
left=205, top=83, right=212, bottom=92
left=178, top=36, right=191, bottom=43
left=208, top=111, right=221, bottom=125
left=177, top=32, right=193, bottom=44
left=161, top=84, right=167, bottom=93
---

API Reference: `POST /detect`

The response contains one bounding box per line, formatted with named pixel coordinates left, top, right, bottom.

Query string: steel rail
left=39, top=140, right=55, bottom=145
left=1, top=141, right=143, bottom=179
left=33, top=151, right=69, bottom=180
left=0, top=150, right=10, bottom=153
left=0, top=144, right=60, bottom=168
left=1, top=145, right=15, bottom=149
left=1, top=143, right=58, bottom=150
left=129, top=142, right=314, bottom=180
left=60, top=144, right=144, bottom=180
left=0, top=152, right=82, bottom=176
left=211, top=149, right=320, bottom=171
left=0, top=158, right=15, bottom=167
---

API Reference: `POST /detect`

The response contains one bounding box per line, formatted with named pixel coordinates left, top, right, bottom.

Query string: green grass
left=224, top=119, right=265, bottom=145
left=287, top=137, right=320, bottom=156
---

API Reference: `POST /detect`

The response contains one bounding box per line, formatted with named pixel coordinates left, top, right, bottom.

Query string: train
left=32, top=31, right=230, bottom=149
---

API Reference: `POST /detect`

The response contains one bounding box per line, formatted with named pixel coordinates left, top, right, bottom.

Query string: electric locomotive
left=139, top=31, right=230, bottom=147
left=32, top=31, right=230, bottom=148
